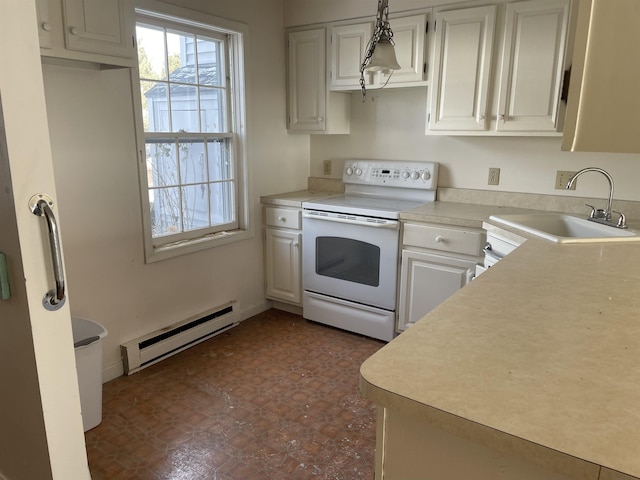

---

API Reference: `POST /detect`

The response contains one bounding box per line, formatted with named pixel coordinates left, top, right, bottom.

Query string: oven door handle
left=302, top=211, right=398, bottom=229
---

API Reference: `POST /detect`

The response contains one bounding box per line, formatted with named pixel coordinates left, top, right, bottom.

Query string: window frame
left=132, top=0, right=251, bottom=263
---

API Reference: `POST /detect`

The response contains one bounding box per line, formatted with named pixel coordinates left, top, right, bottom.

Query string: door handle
left=29, top=194, right=66, bottom=311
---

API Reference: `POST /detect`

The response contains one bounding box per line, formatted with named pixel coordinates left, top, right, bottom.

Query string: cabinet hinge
left=560, top=67, right=571, bottom=102
left=434, top=20, right=437, bottom=32
left=426, top=22, right=429, bottom=34
left=427, top=113, right=431, bottom=123
left=423, top=62, right=427, bottom=74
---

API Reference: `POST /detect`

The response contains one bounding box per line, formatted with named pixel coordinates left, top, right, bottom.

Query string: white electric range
left=301, top=160, right=439, bottom=341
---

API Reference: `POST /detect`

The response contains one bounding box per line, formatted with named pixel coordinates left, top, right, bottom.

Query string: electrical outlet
left=556, top=171, right=577, bottom=190
left=323, top=160, right=332, bottom=176
left=488, top=168, right=500, bottom=185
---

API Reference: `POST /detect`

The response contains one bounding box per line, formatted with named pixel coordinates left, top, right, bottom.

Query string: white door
left=265, top=228, right=301, bottom=305
left=428, top=5, right=496, bottom=131
left=302, top=213, right=399, bottom=310
left=287, top=28, right=326, bottom=132
left=380, top=14, right=427, bottom=85
left=496, top=0, right=570, bottom=132
left=0, top=1, right=89, bottom=479
left=61, top=0, right=135, bottom=58
left=330, top=22, right=372, bottom=88
left=397, top=249, right=476, bottom=331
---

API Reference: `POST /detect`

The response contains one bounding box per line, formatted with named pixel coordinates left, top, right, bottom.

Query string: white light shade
left=366, top=38, right=401, bottom=73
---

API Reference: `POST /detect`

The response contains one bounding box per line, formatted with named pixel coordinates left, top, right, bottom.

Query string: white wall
left=310, top=88, right=640, bottom=201
left=42, top=0, right=309, bottom=380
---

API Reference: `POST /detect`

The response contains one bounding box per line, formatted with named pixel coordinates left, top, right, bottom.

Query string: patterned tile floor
left=85, top=309, right=385, bottom=479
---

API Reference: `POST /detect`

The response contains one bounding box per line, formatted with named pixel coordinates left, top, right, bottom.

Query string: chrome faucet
left=566, top=167, right=627, bottom=228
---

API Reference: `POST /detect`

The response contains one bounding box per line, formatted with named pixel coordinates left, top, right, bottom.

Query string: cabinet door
left=61, top=0, right=135, bottom=59
left=496, top=0, right=570, bottom=132
left=331, top=22, right=372, bottom=88
left=35, top=0, right=52, bottom=49
left=380, top=14, right=427, bottom=85
left=288, top=28, right=327, bottom=132
left=397, top=250, right=475, bottom=331
left=428, top=6, right=496, bottom=131
left=266, top=228, right=302, bottom=305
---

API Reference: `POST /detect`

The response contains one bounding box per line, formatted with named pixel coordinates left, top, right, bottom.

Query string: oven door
left=302, top=210, right=399, bottom=310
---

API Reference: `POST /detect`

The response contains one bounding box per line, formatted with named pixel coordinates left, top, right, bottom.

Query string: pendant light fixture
left=359, top=0, right=401, bottom=101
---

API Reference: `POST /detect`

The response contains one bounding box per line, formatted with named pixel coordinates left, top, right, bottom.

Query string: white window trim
left=131, top=0, right=252, bottom=263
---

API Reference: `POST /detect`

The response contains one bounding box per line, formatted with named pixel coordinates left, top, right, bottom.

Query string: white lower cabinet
left=264, top=206, right=302, bottom=306
left=397, top=222, right=484, bottom=332
left=397, top=249, right=477, bottom=331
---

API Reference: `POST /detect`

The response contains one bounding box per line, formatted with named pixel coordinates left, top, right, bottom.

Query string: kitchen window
left=133, top=4, right=249, bottom=262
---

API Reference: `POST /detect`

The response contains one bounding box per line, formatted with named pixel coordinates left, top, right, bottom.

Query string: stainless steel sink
left=489, top=213, right=640, bottom=243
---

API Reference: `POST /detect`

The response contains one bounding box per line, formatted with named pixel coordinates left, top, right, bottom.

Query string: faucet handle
left=613, top=210, right=627, bottom=228
left=585, top=204, right=597, bottom=218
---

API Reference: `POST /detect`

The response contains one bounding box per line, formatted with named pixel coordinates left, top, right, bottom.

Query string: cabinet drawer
left=265, top=206, right=301, bottom=229
left=403, top=223, right=484, bottom=256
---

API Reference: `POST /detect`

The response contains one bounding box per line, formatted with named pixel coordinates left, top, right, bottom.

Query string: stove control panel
left=343, top=160, right=438, bottom=190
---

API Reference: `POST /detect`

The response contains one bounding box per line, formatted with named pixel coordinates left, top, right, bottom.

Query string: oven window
left=315, top=237, right=380, bottom=287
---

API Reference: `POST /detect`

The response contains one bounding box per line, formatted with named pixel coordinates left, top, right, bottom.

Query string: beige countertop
left=260, top=190, right=338, bottom=208
left=361, top=222, right=640, bottom=478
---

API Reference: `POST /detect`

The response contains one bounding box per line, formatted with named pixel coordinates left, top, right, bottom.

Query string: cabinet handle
left=278, top=216, right=286, bottom=222
left=315, top=117, right=324, bottom=123
left=435, top=235, right=444, bottom=243
left=498, top=114, right=505, bottom=122
left=69, top=26, right=80, bottom=36
left=292, top=242, right=299, bottom=247
left=41, top=22, right=52, bottom=32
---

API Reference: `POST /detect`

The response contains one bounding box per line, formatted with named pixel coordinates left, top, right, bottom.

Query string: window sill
left=145, top=228, right=253, bottom=263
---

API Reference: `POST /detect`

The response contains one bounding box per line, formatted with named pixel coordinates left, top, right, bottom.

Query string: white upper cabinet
left=288, top=28, right=327, bottom=132
left=427, top=6, right=497, bottom=131
left=287, top=28, right=350, bottom=134
left=330, top=22, right=373, bottom=88
left=329, top=13, right=428, bottom=91
left=380, top=14, right=428, bottom=86
left=36, top=0, right=53, bottom=49
left=62, top=0, right=135, bottom=58
left=36, top=0, right=136, bottom=67
left=427, top=0, right=571, bottom=136
left=496, top=0, right=570, bottom=132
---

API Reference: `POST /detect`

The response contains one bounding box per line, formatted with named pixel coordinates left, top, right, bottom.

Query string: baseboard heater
left=121, top=301, right=239, bottom=375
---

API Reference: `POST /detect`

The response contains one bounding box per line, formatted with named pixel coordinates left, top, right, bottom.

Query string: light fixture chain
left=359, top=0, right=397, bottom=101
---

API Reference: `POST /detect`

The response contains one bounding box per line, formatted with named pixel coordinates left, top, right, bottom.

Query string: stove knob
left=355, top=167, right=363, bottom=176
left=402, top=170, right=411, bottom=179
left=346, top=166, right=353, bottom=176
left=410, top=171, right=420, bottom=180
left=422, top=170, right=431, bottom=181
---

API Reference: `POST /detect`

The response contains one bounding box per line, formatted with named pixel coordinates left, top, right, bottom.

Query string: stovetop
left=303, top=160, right=439, bottom=219
left=303, top=194, right=427, bottom=219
